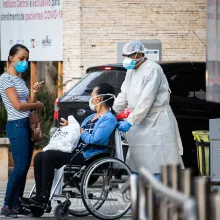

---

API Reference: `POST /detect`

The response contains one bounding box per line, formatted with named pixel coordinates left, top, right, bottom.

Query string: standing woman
left=0, top=44, right=44, bottom=217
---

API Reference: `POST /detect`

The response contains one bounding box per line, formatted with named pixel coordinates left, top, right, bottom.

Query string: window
left=163, top=63, right=206, bottom=100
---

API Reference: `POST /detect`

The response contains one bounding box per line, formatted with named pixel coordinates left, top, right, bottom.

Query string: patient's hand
left=60, top=118, right=68, bottom=127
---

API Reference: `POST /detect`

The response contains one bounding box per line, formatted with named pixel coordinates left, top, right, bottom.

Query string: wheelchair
left=21, top=130, right=132, bottom=220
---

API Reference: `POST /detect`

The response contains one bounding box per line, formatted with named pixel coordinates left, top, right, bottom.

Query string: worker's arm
left=127, top=66, right=162, bottom=125
left=113, top=75, right=129, bottom=114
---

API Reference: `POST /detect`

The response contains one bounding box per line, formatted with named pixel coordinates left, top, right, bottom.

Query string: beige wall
left=63, top=0, right=206, bottom=91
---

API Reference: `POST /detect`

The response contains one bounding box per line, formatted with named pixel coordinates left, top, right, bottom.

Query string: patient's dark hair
left=96, top=83, right=115, bottom=113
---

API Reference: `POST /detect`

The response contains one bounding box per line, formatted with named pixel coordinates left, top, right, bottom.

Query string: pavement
left=0, top=180, right=131, bottom=220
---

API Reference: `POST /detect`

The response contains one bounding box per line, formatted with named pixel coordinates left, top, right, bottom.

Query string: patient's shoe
left=29, top=195, right=49, bottom=205
left=19, top=197, right=30, bottom=205
left=12, top=206, right=30, bottom=215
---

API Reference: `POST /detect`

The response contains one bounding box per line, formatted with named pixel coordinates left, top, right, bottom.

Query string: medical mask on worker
left=123, top=54, right=144, bottom=70
left=13, top=59, right=28, bottom=73
left=123, top=57, right=136, bottom=70
left=89, top=94, right=115, bottom=111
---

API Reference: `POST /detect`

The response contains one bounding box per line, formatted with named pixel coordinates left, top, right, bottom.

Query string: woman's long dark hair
left=96, top=83, right=116, bottom=115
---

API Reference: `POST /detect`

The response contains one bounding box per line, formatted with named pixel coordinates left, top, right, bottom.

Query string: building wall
left=63, top=0, right=206, bottom=91
left=63, top=0, right=82, bottom=90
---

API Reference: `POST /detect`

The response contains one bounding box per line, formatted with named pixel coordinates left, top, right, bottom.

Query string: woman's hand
left=35, top=101, right=44, bottom=109
left=33, top=81, right=44, bottom=94
left=60, top=118, right=68, bottom=127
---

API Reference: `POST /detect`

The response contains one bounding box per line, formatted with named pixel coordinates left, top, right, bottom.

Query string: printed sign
left=1, top=0, right=63, bottom=61
left=145, top=50, right=160, bottom=62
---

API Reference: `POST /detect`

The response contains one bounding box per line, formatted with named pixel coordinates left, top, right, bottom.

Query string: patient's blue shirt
left=79, top=110, right=117, bottom=159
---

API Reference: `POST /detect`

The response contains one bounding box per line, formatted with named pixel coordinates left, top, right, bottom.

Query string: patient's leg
left=30, top=150, right=85, bottom=205
left=41, top=150, right=73, bottom=196
left=34, top=152, right=43, bottom=196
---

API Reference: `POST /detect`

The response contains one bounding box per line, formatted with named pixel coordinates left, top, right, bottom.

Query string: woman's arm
left=28, top=93, right=37, bottom=103
left=28, top=81, right=44, bottom=103
left=5, top=87, right=44, bottom=111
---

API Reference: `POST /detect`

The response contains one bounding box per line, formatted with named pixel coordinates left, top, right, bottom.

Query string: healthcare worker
left=113, top=40, right=183, bottom=174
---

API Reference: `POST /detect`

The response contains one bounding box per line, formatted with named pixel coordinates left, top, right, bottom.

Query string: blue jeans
left=4, top=117, right=34, bottom=208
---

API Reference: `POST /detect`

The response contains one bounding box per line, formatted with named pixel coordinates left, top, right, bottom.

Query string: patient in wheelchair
left=20, top=83, right=117, bottom=205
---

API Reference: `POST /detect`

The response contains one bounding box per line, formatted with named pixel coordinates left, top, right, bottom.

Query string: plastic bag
left=43, top=115, right=80, bottom=153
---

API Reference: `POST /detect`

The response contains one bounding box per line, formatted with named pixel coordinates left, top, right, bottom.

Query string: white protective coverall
left=113, top=59, right=183, bottom=174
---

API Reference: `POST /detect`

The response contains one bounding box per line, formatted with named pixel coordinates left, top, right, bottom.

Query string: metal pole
left=121, top=168, right=197, bottom=220
left=130, top=174, right=139, bottom=220
left=146, top=184, right=156, bottom=220
left=161, top=165, right=168, bottom=185
left=139, top=175, right=148, bottom=220
left=160, top=165, right=168, bottom=220
left=140, top=167, right=197, bottom=220
left=170, top=164, right=181, bottom=190
left=193, top=177, right=210, bottom=220
left=167, top=164, right=181, bottom=220
left=214, top=194, right=220, bottom=220
left=209, top=193, right=220, bottom=220
left=178, top=169, right=193, bottom=220
left=180, top=169, right=192, bottom=196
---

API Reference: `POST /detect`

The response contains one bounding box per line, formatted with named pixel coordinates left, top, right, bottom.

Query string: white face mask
left=89, top=94, right=115, bottom=111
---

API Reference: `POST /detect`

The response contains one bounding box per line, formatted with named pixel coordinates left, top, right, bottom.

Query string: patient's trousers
left=34, top=150, right=85, bottom=196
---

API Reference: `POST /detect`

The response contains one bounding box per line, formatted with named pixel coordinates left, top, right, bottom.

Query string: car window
left=162, top=63, right=206, bottom=100
left=60, top=70, right=126, bottom=102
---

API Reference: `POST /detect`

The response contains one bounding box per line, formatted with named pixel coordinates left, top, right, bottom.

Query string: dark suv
left=53, top=62, right=220, bottom=173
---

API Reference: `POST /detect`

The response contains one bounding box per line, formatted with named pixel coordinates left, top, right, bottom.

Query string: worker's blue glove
left=117, top=121, right=132, bottom=132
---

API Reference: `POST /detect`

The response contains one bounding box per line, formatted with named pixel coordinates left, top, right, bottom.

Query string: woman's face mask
left=89, top=94, right=115, bottom=111
left=11, top=49, right=29, bottom=74
left=13, top=60, right=28, bottom=73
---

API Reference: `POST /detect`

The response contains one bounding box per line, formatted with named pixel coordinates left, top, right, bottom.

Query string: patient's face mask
left=89, top=94, right=115, bottom=111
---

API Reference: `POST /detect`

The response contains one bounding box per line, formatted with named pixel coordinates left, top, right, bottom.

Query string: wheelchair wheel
left=30, top=206, right=44, bottom=217
left=68, top=192, right=90, bottom=217
left=81, top=157, right=132, bottom=220
left=54, top=204, right=69, bottom=220
left=63, top=179, right=90, bottom=217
